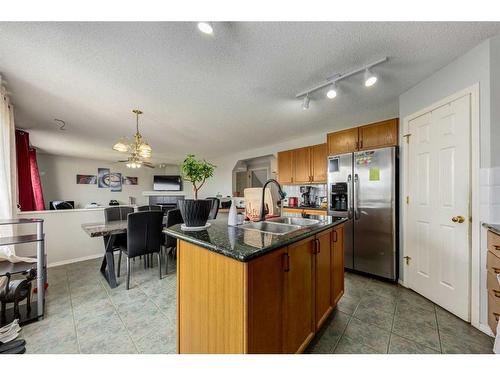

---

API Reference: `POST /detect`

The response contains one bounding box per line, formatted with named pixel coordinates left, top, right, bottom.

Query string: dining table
left=81, top=220, right=167, bottom=288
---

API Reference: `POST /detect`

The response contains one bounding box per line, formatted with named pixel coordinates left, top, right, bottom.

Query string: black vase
left=179, top=199, right=212, bottom=227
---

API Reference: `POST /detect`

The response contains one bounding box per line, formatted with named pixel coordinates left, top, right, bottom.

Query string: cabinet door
left=359, top=118, right=398, bottom=150
left=332, top=225, right=345, bottom=305
left=315, top=230, right=332, bottom=330
left=277, top=150, right=293, bottom=184
left=327, top=128, right=359, bottom=155
left=311, top=143, right=327, bottom=183
left=247, top=248, right=286, bottom=353
left=284, top=238, right=315, bottom=353
left=292, top=147, right=311, bottom=183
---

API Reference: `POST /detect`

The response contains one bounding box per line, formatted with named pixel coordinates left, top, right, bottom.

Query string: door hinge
left=406, top=196, right=409, bottom=205
left=403, top=134, right=411, bottom=143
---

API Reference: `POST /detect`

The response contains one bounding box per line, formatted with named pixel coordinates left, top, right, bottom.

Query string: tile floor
left=17, top=257, right=494, bottom=354
left=307, top=272, right=495, bottom=354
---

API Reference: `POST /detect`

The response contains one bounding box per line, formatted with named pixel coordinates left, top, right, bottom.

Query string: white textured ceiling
left=1, top=22, right=499, bottom=163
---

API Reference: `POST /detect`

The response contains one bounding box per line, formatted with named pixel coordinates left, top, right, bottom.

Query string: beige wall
left=37, top=153, right=180, bottom=209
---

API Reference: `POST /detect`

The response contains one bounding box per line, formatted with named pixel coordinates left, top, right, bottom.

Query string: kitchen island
left=165, top=213, right=347, bottom=354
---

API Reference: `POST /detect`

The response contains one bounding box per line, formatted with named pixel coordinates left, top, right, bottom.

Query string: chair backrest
left=207, top=198, right=220, bottom=220
left=126, top=211, right=164, bottom=258
left=165, top=209, right=184, bottom=248
left=137, top=205, right=162, bottom=212
left=104, top=206, right=134, bottom=223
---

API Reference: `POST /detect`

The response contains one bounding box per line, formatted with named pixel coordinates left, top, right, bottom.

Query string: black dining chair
left=207, top=197, right=220, bottom=220
left=117, top=211, right=164, bottom=289
left=163, top=208, right=184, bottom=274
left=137, top=205, right=162, bottom=212
left=104, top=206, right=134, bottom=274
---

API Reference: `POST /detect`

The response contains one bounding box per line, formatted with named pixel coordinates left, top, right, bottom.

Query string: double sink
left=240, top=217, right=320, bottom=236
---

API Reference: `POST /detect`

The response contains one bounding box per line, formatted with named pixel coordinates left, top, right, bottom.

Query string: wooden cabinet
left=487, top=229, right=500, bottom=334
left=358, top=118, right=398, bottom=150
left=247, top=247, right=286, bottom=353
left=327, top=128, right=359, bottom=155
left=284, top=237, right=315, bottom=353
left=327, top=118, right=398, bottom=155
left=277, top=143, right=327, bottom=184
left=331, top=225, right=345, bottom=305
left=314, top=230, right=333, bottom=330
left=177, top=225, right=345, bottom=354
left=277, top=150, right=293, bottom=184
left=292, top=147, right=311, bottom=184
left=311, top=143, right=328, bottom=182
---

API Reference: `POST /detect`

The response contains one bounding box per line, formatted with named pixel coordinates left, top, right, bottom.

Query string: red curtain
left=15, top=129, right=45, bottom=211
left=29, top=148, right=45, bottom=211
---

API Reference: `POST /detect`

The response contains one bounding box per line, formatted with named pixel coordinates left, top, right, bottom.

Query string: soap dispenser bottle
left=228, top=199, right=238, bottom=226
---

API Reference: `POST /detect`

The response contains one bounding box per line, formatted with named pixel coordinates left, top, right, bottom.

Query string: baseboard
left=479, top=323, right=495, bottom=338
left=398, top=278, right=408, bottom=288
left=48, top=253, right=102, bottom=268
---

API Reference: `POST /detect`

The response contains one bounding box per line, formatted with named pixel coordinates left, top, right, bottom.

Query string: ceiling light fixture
left=197, top=22, right=213, bottom=35
left=112, top=109, right=154, bottom=169
left=302, top=94, right=310, bottom=110
left=364, top=68, right=377, bottom=87
left=326, top=83, right=337, bottom=99
left=295, top=57, right=388, bottom=109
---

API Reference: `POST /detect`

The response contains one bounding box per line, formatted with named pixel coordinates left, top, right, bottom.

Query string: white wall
left=37, top=153, right=180, bottom=209
left=398, top=36, right=500, bottom=332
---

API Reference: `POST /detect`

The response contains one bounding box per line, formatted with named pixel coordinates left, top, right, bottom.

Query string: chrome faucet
left=260, top=179, right=287, bottom=221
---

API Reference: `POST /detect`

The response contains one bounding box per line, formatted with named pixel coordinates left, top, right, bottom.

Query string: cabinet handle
left=494, top=245, right=500, bottom=250
left=492, top=267, right=500, bottom=274
left=494, top=312, right=500, bottom=322
left=315, top=239, right=321, bottom=254
left=360, top=139, right=363, bottom=149
left=283, top=253, right=290, bottom=272
left=493, top=290, right=500, bottom=298
left=333, top=230, right=337, bottom=243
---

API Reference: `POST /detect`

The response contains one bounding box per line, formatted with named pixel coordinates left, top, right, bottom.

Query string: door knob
left=451, top=215, right=465, bottom=223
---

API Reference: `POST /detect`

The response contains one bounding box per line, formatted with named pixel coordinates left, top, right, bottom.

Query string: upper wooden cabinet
left=327, top=128, right=359, bottom=155
left=311, top=143, right=328, bottom=182
left=358, top=118, right=399, bottom=150
left=327, top=118, right=399, bottom=155
left=277, top=150, right=293, bottom=184
left=292, top=147, right=311, bottom=184
left=277, top=143, right=327, bottom=185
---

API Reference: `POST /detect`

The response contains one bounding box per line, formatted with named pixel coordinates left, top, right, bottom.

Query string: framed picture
left=98, top=168, right=110, bottom=188
left=122, top=176, right=138, bottom=185
left=76, top=174, right=97, bottom=184
left=110, top=172, right=122, bottom=192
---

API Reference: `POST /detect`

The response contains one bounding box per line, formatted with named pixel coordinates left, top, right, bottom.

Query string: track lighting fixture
left=364, top=68, right=377, bottom=87
left=197, top=22, right=213, bottom=35
left=326, top=83, right=337, bottom=99
left=295, top=57, right=387, bottom=109
left=302, top=94, right=310, bottom=110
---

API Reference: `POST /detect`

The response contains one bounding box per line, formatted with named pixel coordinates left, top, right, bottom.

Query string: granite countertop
left=482, top=222, right=500, bottom=236
left=82, top=220, right=127, bottom=237
left=164, top=213, right=347, bottom=262
left=282, top=205, right=327, bottom=211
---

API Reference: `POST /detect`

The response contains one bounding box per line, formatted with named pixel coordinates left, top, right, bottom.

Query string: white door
left=406, top=94, right=471, bottom=321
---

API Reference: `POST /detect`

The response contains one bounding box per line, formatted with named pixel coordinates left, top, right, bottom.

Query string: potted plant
left=179, top=154, right=216, bottom=228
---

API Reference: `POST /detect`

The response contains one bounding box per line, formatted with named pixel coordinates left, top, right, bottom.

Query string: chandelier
left=113, top=109, right=153, bottom=168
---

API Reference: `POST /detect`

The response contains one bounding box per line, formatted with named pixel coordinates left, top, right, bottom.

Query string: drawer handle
left=492, top=267, right=500, bottom=274
left=495, top=245, right=500, bottom=251
left=494, top=312, right=500, bottom=322
left=494, top=290, right=500, bottom=298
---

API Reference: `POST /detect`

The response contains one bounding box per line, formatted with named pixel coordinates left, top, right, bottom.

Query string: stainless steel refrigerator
left=327, top=146, right=398, bottom=281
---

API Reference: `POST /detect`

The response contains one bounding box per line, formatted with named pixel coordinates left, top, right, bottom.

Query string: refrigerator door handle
left=347, top=174, right=353, bottom=219
left=354, top=173, right=359, bottom=220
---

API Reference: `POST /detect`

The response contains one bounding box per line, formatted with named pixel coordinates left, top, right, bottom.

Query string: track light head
left=326, top=83, right=337, bottom=99
left=197, top=22, right=214, bottom=35
left=302, top=95, right=310, bottom=110
left=364, top=69, right=377, bottom=87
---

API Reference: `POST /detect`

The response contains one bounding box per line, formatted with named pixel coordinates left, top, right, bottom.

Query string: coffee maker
left=300, top=186, right=316, bottom=207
